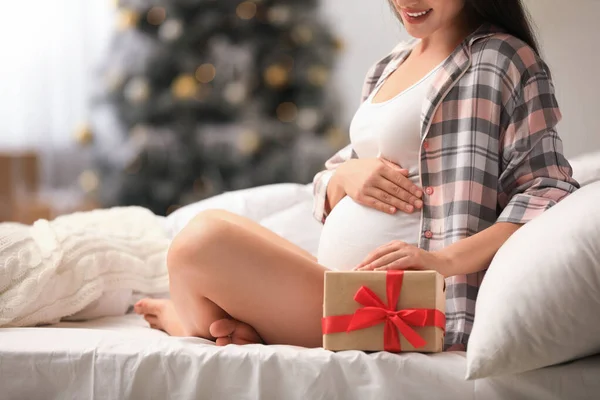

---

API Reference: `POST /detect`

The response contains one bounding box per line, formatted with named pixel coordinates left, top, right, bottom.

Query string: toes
left=215, top=337, right=233, bottom=346
left=209, top=319, right=236, bottom=338
left=230, top=323, right=263, bottom=345
left=144, top=314, right=159, bottom=328
left=134, top=299, right=165, bottom=316
left=210, top=319, right=263, bottom=345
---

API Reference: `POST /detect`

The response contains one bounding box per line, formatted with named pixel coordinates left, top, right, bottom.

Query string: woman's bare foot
left=134, top=298, right=187, bottom=337
left=209, top=318, right=263, bottom=346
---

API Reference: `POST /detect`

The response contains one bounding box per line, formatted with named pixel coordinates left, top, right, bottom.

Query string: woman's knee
left=167, top=211, right=235, bottom=273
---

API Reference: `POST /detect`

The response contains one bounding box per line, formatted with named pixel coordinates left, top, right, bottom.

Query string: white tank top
left=317, top=63, right=441, bottom=271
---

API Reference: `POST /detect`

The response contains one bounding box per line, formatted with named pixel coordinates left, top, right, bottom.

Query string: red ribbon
left=322, top=271, right=445, bottom=352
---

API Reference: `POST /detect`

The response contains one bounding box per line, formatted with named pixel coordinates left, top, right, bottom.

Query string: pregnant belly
left=317, top=196, right=421, bottom=271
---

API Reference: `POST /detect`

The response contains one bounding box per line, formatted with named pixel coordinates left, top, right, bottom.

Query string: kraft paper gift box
left=322, top=270, right=446, bottom=353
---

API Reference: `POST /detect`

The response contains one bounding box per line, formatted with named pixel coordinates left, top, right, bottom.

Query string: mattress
left=1, top=314, right=598, bottom=400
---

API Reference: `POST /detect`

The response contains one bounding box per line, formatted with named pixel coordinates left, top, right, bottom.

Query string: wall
left=320, top=1, right=409, bottom=123
left=321, top=0, right=600, bottom=158
left=525, top=0, right=600, bottom=157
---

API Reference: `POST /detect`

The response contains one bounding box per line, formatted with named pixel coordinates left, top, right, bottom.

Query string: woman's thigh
left=171, top=216, right=327, bottom=348
left=192, top=209, right=317, bottom=262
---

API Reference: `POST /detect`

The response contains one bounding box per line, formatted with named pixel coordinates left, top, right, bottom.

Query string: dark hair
left=389, top=0, right=540, bottom=54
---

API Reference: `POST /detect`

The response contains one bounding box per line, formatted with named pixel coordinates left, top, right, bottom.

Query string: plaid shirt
left=312, top=24, right=579, bottom=348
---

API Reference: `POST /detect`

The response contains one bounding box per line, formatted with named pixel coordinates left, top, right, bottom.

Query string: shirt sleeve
left=312, top=144, right=356, bottom=224
left=497, top=71, right=579, bottom=225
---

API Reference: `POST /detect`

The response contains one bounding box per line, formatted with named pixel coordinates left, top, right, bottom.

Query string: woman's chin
left=403, top=25, right=435, bottom=39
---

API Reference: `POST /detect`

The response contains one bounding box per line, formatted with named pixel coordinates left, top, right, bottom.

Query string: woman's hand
left=334, top=158, right=423, bottom=215
left=353, top=240, right=455, bottom=277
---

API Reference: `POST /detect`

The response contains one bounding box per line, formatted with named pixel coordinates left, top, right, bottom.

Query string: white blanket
left=0, top=183, right=321, bottom=328
left=0, top=207, right=170, bottom=327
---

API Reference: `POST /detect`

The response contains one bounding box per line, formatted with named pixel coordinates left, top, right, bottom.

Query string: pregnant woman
left=135, top=0, right=578, bottom=350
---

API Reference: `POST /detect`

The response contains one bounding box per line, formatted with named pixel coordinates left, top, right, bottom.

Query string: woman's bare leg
left=193, top=209, right=317, bottom=262
left=135, top=210, right=326, bottom=347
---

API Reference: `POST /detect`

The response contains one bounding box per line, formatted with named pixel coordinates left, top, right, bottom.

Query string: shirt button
left=423, top=141, right=429, bottom=150
left=425, top=187, right=434, bottom=195
left=424, top=230, right=433, bottom=239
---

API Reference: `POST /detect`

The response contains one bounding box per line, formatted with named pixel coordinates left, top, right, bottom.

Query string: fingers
left=357, top=195, right=398, bottom=215
left=379, top=166, right=423, bottom=200
left=367, top=184, right=423, bottom=213
left=376, top=248, right=424, bottom=271
left=356, top=241, right=411, bottom=271
left=355, top=242, right=399, bottom=270
left=364, top=250, right=409, bottom=270
left=379, top=158, right=408, bottom=174
left=375, top=256, right=418, bottom=271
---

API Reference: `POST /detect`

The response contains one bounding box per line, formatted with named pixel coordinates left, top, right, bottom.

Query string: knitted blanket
left=0, top=207, right=170, bottom=327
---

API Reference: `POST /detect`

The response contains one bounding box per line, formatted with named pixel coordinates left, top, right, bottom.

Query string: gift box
left=322, top=271, right=446, bottom=353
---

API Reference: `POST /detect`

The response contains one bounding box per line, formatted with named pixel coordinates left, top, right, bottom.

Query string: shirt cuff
left=496, top=193, right=557, bottom=225
left=312, top=170, right=335, bottom=224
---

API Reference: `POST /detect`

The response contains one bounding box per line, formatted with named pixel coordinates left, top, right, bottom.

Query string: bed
left=1, top=314, right=598, bottom=400
left=2, top=150, right=600, bottom=400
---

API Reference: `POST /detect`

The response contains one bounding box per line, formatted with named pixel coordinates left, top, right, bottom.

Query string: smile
left=400, top=7, right=433, bottom=24
left=406, top=9, right=432, bottom=17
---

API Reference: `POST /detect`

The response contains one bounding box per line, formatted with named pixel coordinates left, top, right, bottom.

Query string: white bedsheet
left=0, top=314, right=598, bottom=400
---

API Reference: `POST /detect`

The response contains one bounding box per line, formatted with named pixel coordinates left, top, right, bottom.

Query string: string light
left=264, top=64, right=288, bottom=88
left=291, top=25, right=313, bottom=45
left=79, top=170, right=100, bottom=193
left=276, top=102, right=298, bottom=123
left=159, top=19, right=184, bottom=41
left=297, top=109, right=320, bottom=131
left=224, top=82, right=247, bottom=104
left=267, top=5, right=291, bottom=25
left=238, top=130, right=261, bottom=155
left=195, top=63, right=216, bottom=83
left=171, top=75, right=198, bottom=99
left=74, top=123, right=94, bottom=146
left=124, top=77, right=150, bottom=104
left=333, top=37, right=345, bottom=52
left=147, top=7, right=167, bottom=26
left=307, top=65, right=329, bottom=87
left=236, top=1, right=257, bottom=20
left=117, top=8, right=139, bottom=31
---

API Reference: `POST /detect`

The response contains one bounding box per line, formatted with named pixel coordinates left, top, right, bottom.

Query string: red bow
left=322, top=271, right=445, bottom=352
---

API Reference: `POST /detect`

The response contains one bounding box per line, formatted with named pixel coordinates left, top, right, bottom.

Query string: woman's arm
left=440, top=48, right=578, bottom=276
left=355, top=222, right=522, bottom=277
left=435, top=222, right=521, bottom=277
left=314, top=150, right=425, bottom=222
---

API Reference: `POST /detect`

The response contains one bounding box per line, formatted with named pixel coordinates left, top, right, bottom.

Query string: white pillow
left=570, top=150, right=600, bottom=186
left=466, top=181, right=600, bottom=379
left=165, top=183, right=314, bottom=238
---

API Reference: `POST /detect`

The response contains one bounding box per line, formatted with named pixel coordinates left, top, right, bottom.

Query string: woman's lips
left=401, top=8, right=433, bottom=24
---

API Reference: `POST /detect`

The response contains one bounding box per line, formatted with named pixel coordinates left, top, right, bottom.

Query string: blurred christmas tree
left=84, top=0, right=345, bottom=216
